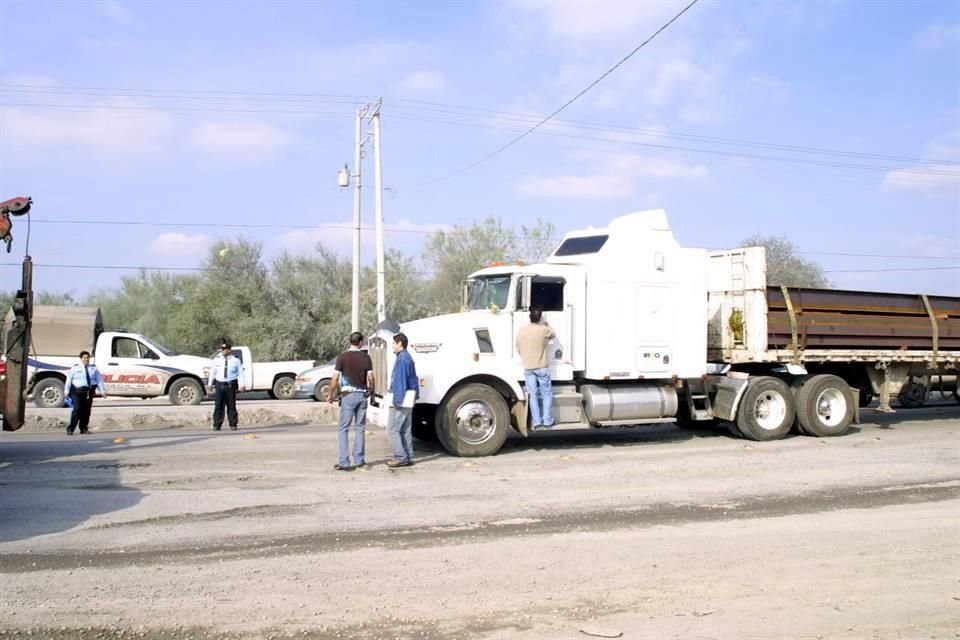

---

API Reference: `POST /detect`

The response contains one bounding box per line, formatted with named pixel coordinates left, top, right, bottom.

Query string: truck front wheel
left=169, top=379, right=203, bottom=406
left=736, top=376, right=795, bottom=441
left=33, top=378, right=65, bottom=408
left=795, top=374, right=853, bottom=437
left=272, top=375, right=296, bottom=400
left=438, top=384, right=509, bottom=457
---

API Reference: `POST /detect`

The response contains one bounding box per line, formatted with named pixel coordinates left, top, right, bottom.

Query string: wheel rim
left=815, top=388, right=847, bottom=427
left=316, top=382, right=329, bottom=401
left=454, top=400, right=497, bottom=445
left=752, top=390, right=788, bottom=430
left=277, top=380, right=294, bottom=397
left=42, top=387, right=62, bottom=406
left=178, top=384, right=196, bottom=403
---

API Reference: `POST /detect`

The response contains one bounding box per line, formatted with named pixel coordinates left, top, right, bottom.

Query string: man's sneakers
left=386, top=459, right=413, bottom=468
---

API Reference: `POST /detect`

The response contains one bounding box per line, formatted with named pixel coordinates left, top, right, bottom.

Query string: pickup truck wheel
left=169, top=379, right=203, bottom=406
left=796, top=374, right=854, bottom=437
left=33, top=378, right=65, bottom=408
left=313, top=378, right=332, bottom=402
left=897, top=381, right=927, bottom=408
left=412, top=404, right=439, bottom=441
left=438, top=384, right=509, bottom=457
left=735, top=376, right=795, bottom=441
left=272, top=376, right=296, bottom=400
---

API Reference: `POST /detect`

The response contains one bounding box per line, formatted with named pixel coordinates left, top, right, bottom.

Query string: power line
left=5, top=85, right=957, bottom=170
left=386, top=112, right=960, bottom=177
left=384, top=101, right=960, bottom=167
left=824, top=266, right=960, bottom=273
left=407, top=0, right=702, bottom=188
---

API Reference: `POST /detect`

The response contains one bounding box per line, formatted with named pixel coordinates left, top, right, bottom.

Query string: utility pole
left=338, top=107, right=369, bottom=333
left=369, top=98, right=386, bottom=324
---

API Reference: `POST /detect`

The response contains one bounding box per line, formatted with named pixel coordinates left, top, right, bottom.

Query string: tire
left=795, top=374, right=854, bottom=437
left=272, top=375, right=296, bottom=400
left=897, top=381, right=927, bottom=408
left=312, top=378, right=332, bottom=403
left=412, top=404, right=439, bottom=441
left=735, top=376, right=795, bottom=441
left=169, top=378, right=203, bottom=406
left=33, top=378, right=65, bottom=408
left=437, top=384, right=509, bottom=457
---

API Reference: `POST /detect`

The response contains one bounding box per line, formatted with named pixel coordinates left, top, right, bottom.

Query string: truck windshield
left=466, top=275, right=512, bottom=310
left=148, top=340, right=177, bottom=356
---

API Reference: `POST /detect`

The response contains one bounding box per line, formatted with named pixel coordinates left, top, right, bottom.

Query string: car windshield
left=466, top=275, right=512, bottom=310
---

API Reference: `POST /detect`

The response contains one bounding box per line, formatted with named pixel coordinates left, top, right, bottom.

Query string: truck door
left=513, top=275, right=574, bottom=381
left=100, top=336, right=167, bottom=397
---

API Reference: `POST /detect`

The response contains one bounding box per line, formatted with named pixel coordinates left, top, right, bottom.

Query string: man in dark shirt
left=328, top=331, right=375, bottom=471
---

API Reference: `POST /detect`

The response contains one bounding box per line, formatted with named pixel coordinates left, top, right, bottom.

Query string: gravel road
left=1, top=401, right=958, bottom=639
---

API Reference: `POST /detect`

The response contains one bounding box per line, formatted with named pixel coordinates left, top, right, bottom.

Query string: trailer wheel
left=796, top=374, right=854, bottom=437
left=735, top=376, right=795, bottom=441
left=897, top=381, right=927, bottom=408
left=412, top=404, right=439, bottom=441
left=33, top=378, right=65, bottom=408
left=437, top=384, right=509, bottom=457
left=169, top=378, right=203, bottom=406
left=272, top=375, right=296, bottom=400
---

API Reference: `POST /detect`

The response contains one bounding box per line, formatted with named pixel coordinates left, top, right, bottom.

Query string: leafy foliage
left=739, top=235, right=831, bottom=289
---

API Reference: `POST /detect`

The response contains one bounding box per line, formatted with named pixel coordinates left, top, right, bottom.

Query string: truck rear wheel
left=736, top=376, right=795, bottom=441
left=272, top=375, right=296, bottom=400
left=33, top=378, right=65, bottom=408
left=169, top=378, right=203, bottom=406
left=438, top=384, right=509, bottom=457
left=796, top=374, right=854, bottom=437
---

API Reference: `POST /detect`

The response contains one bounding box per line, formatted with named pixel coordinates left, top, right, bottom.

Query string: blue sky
left=1, top=0, right=958, bottom=298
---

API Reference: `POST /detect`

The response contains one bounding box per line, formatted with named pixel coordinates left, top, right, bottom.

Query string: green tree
left=739, top=235, right=830, bottom=288
left=422, top=218, right=556, bottom=313
left=87, top=271, right=193, bottom=347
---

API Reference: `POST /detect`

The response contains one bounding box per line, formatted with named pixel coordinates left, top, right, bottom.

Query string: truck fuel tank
left=581, top=383, right=678, bottom=424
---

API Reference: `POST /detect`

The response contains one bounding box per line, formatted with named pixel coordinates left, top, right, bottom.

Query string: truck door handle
left=108, top=362, right=118, bottom=366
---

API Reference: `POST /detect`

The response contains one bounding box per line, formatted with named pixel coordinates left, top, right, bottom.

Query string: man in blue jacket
left=387, top=332, right=419, bottom=468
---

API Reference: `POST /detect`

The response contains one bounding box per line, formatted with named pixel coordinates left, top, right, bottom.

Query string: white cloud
left=510, top=0, right=688, bottom=43
left=398, top=70, right=446, bottom=93
left=148, top=233, right=211, bottom=258
left=914, top=22, right=960, bottom=52
left=897, top=234, right=959, bottom=259
left=274, top=218, right=451, bottom=255
left=94, top=0, right=134, bottom=23
left=1, top=99, right=175, bottom=156
left=883, top=165, right=960, bottom=192
left=518, top=155, right=708, bottom=200
left=187, top=121, right=292, bottom=159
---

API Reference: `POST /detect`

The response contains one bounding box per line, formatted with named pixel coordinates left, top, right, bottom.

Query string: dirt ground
left=1, top=401, right=958, bottom=639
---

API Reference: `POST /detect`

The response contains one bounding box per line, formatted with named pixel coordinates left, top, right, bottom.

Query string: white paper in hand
left=401, top=389, right=416, bottom=408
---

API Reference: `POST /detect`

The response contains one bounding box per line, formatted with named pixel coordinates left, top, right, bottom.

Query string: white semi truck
left=367, top=210, right=959, bottom=457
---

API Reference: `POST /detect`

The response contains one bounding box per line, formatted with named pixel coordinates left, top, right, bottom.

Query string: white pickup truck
left=14, top=306, right=315, bottom=407
left=214, top=347, right=315, bottom=401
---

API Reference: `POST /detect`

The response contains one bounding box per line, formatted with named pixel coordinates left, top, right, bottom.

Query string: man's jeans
left=388, top=406, right=414, bottom=462
left=525, top=368, right=554, bottom=427
left=337, top=391, right=367, bottom=466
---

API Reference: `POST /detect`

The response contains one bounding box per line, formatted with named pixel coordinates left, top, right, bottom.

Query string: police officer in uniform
left=64, top=350, right=106, bottom=435
left=207, top=341, right=245, bottom=430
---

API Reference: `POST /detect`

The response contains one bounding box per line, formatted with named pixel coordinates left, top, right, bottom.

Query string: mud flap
left=511, top=396, right=529, bottom=437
